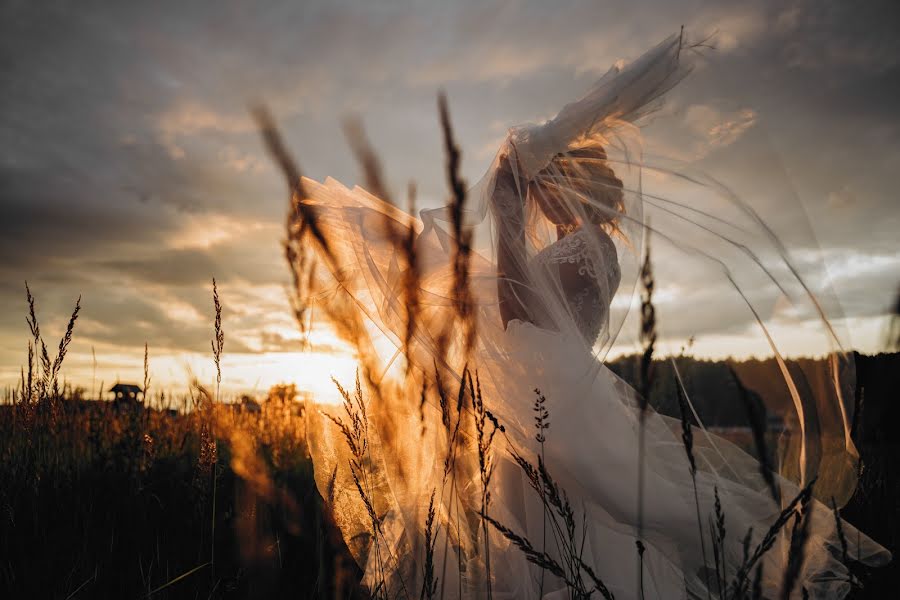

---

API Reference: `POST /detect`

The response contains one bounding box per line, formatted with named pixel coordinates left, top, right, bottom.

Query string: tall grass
left=0, top=93, right=891, bottom=599
left=1, top=259, right=889, bottom=599
left=0, top=284, right=359, bottom=599
left=249, top=94, right=887, bottom=600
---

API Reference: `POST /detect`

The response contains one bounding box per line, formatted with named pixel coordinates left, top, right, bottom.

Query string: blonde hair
left=529, top=142, right=626, bottom=238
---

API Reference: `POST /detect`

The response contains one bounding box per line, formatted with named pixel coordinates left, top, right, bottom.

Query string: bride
left=259, top=33, right=890, bottom=599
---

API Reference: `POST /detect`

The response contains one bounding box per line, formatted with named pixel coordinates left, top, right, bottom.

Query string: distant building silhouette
left=110, top=383, right=142, bottom=406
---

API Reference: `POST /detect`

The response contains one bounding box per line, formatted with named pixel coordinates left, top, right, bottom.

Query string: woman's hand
left=507, top=122, right=567, bottom=181
left=492, top=139, right=527, bottom=216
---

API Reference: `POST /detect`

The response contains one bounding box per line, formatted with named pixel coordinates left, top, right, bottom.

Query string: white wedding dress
left=286, top=34, right=890, bottom=599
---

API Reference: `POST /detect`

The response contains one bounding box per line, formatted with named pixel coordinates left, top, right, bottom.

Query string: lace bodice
left=531, top=227, right=621, bottom=343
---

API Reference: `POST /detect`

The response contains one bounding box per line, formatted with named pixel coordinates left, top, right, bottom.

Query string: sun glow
left=218, top=350, right=360, bottom=404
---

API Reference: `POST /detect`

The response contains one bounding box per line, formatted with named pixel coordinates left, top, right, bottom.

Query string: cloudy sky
left=2, top=0, right=898, bottom=401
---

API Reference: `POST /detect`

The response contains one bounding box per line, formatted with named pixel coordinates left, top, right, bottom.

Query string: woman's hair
left=528, top=142, right=626, bottom=238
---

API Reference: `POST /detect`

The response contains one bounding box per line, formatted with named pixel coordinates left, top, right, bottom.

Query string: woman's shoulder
left=575, top=226, right=617, bottom=251
left=534, top=226, right=617, bottom=262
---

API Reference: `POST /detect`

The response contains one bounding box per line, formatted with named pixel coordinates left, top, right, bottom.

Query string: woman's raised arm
left=492, top=147, right=539, bottom=329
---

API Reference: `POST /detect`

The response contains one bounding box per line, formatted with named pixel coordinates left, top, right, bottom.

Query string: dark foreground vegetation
left=0, top=351, right=895, bottom=599
left=0, top=393, right=366, bottom=599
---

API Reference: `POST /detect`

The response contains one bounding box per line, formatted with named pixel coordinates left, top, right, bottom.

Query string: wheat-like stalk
left=438, top=92, right=475, bottom=358
left=211, top=278, right=224, bottom=402
left=779, top=489, right=812, bottom=600
left=24, top=282, right=40, bottom=402
left=636, top=228, right=655, bottom=600
left=730, top=477, right=817, bottom=598
left=421, top=490, right=439, bottom=600
left=143, top=343, right=151, bottom=404
left=49, top=295, right=80, bottom=399
left=731, top=367, right=780, bottom=503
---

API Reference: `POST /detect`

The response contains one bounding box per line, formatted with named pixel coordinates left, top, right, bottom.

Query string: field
left=0, top=390, right=363, bottom=599
left=0, top=350, right=896, bottom=599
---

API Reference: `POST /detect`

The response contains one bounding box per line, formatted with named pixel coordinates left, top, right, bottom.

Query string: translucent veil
left=260, top=31, right=889, bottom=598
left=306, top=33, right=859, bottom=501
left=418, top=33, right=691, bottom=364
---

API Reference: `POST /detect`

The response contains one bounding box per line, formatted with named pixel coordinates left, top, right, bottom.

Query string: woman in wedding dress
left=261, top=33, right=890, bottom=599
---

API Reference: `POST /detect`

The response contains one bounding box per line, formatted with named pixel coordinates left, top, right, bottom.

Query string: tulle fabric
left=295, top=33, right=890, bottom=598
left=307, top=319, right=889, bottom=598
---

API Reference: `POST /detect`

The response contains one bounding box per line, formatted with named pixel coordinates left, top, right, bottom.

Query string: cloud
left=681, top=104, right=757, bottom=159
left=156, top=104, right=252, bottom=160
left=166, top=213, right=276, bottom=250
left=1, top=0, right=897, bottom=392
left=99, top=250, right=221, bottom=287
left=158, top=103, right=255, bottom=139
left=217, top=145, right=267, bottom=174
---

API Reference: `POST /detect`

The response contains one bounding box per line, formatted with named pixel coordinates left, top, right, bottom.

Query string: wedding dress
left=281, top=33, right=890, bottom=599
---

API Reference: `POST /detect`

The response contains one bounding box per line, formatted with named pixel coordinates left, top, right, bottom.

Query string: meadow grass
left=0, top=98, right=896, bottom=599
left=0, top=289, right=894, bottom=598
left=0, top=290, right=361, bottom=598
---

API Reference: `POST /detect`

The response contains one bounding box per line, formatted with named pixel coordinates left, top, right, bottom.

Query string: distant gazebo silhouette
left=110, top=383, right=142, bottom=404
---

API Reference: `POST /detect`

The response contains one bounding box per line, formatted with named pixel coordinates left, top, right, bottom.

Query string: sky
left=1, top=0, right=899, bottom=402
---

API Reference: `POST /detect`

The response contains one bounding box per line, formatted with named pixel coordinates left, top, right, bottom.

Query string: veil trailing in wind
left=258, top=32, right=888, bottom=599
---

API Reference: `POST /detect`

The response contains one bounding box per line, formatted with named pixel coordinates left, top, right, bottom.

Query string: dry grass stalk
left=711, top=486, right=727, bottom=598
left=730, top=367, right=780, bottom=503
left=24, top=282, right=41, bottom=401
left=433, top=365, right=477, bottom=599
left=483, top=477, right=613, bottom=600
left=533, top=388, right=550, bottom=598
left=208, top=280, right=225, bottom=585
left=779, top=491, right=812, bottom=600
left=326, top=373, right=409, bottom=600
left=254, top=105, right=377, bottom=399
left=344, top=118, right=422, bottom=380
left=252, top=105, right=337, bottom=272
left=143, top=342, right=151, bottom=403
left=192, top=385, right=218, bottom=480
left=481, top=512, right=566, bottom=580
left=49, top=295, right=80, bottom=399
left=830, top=497, right=850, bottom=568
left=344, top=117, right=394, bottom=206
left=730, top=477, right=817, bottom=598
left=400, top=181, right=421, bottom=380
left=673, top=369, right=714, bottom=600
left=636, top=229, right=655, bottom=600
left=255, top=105, right=390, bottom=417
left=211, top=278, right=224, bottom=402
left=438, top=92, right=475, bottom=358
left=327, top=374, right=370, bottom=476
left=638, top=232, right=656, bottom=406
left=498, top=399, right=614, bottom=600
left=473, top=371, right=501, bottom=599
left=441, top=365, right=469, bottom=482
left=751, top=564, right=764, bottom=600
left=17, top=284, right=80, bottom=436
left=673, top=371, right=696, bottom=475
left=421, top=490, right=439, bottom=600
left=39, top=341, right=51, bottom=401
left=255, top=103, right=481, bottom=600
left=741, top=527, right=753, bottom=578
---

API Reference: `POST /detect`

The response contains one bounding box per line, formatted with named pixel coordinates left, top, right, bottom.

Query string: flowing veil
left=257, top=32, right=889, bottom=599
